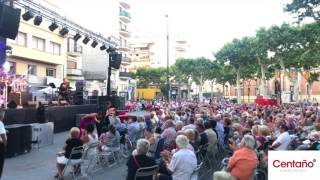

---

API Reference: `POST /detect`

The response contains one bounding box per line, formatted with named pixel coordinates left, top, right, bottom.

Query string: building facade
left=224, top=71, right=320, bottom=103
left=129, top=35, right=188, bottom=71
left=7, top=18, right=66, bottom=93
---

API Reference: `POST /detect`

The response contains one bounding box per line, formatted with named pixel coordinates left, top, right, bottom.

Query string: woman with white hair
left=55, top=127, right=83, bottom=179
left=159, top=135, right=197, bottom=180
left=213, top=135, right=258, bottom=180
left=126, top=139, right=156, bottom=180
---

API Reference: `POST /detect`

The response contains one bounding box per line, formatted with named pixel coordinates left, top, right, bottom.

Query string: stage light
left=100, top=45, right=107, bottom=51
left=3, top=61, right=10, bottom=73
left=91, top=40, right=98, bottom=48
left=59, top=27, right=69, bottom=36
left=106, top=47, right=115, bottom=53
left=48, top=21, right=58, bottom=32
left=22, top=11, right=34, bottom=21
left=33, top=15, right=42, bottom=26
left=82, top=36, right=90, bottom=44
left=74, top=33, right=82, bottom=41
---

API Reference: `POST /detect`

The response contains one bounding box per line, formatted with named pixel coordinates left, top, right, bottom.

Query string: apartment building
left=118, top=0, right=134, bottom=99
left=130, top=35, right=188, bottom=70
left=6, top=18, right=66, bottom=91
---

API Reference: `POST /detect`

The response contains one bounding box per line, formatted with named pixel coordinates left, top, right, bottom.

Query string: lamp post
left=165, top=14, right=170, bottom=102
left=275, top=65, right=282, bottom=104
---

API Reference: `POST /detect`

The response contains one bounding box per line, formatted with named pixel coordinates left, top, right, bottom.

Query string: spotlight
left=22, top=11, right=34, bottom=21
left=82, top=36, right=90, bottom=44
left=59, top=27, right=69, bottom=36
left=100, top=45, right=107, bottom=51
left=74, top=33, right=82, bottom=41
left=48, top=21, right=59, bottom=32
left=91, top=40, right=98, bottom=48
left=33, top=15, right=42, bottom=26
left=106, top=47, right=114, bottom=53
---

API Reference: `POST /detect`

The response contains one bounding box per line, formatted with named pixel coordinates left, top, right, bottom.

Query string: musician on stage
left=59, top=78, right=71, bottom=103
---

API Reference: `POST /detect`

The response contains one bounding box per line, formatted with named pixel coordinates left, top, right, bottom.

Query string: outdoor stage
left=4, top=105, right=97, bottom=133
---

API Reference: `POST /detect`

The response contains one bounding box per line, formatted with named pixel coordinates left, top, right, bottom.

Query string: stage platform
left=4, top=105, right=97, bottom=133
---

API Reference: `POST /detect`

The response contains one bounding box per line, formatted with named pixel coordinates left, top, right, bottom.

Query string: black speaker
left=75, top=80, right=85, bottom=105
left=19, top=125, right=32, bottom=154
left=5, top=124, right=21, bottom=158
left=110, top=53, right=122, bottom=69
left=0, top=4, right=21, bottom=39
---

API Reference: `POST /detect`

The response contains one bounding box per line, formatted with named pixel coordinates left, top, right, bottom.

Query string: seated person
left=127, top=116, right=141, bottom=144
left=55, top=127, right=83, bottom=179
left=100, top=124, right=121, bottom=151
left=270, top=124, right=291, bottom=150
left=159, top=135, right=197, bottom=180
left=81, top=123, right=98, bottom=146
left=214, top=135, right=258, bottom=180
left=126, top=139, right=157, bottom=180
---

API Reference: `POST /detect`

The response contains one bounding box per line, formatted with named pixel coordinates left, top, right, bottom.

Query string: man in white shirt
left=0, top=109, right=6, bottom=178
left=271, top=124, right=291, bottom=151
left=160, top=135, right=197, bottom=180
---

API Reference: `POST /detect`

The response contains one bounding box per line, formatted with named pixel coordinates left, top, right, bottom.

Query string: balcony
left=119, top=71, right=131, bottom=79
left=119, top=28, right=131, bottom=37
left=176, top=46, right=186, bottom=52
left=120, top=0, right=131, bottom=9
left=10, top=44, right=65, bottom=65
left=122, top=56, right=131, bottom=64
left=119, top=10, right=131, bottom=23
left=119, top=44, right=130, bottom=52
left=67, top=69, right=83, bottom=76
left=67, top=45, right=83, bottom=57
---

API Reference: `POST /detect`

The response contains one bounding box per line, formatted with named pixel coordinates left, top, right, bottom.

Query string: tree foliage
left=285, top=0, right=320, bottom=22
left=134, top=67, right=166, bottom=88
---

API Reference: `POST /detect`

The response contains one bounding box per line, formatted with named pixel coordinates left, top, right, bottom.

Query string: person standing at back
left=0, top=109, right=7, bottom=178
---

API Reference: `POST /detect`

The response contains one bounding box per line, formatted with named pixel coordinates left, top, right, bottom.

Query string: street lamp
left=275, top=64, right=282, bottom=104
left=165, top=14, right=170, bottom=102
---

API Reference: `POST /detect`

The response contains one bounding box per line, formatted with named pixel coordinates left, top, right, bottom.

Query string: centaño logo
left=269, top=151, right=320, bottom=180
left=273, top=159, right=317, bottom=168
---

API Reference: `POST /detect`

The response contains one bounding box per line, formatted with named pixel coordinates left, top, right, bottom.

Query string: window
left=67, top=60, right=77, bottom=69
left=32, top=36, right=45, bottom=51
left=28, top=65, right=37, bottom=75
left=68, top=38, right=74, bottom=52
left=49, top=42, right=61, bottom=55
left=15, top=32, right=27, bottom=47
left=46, top=68, right=56, bottom=77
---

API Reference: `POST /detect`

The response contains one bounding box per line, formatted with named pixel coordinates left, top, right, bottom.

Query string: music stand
left=49, top=83, right=56, bottom=88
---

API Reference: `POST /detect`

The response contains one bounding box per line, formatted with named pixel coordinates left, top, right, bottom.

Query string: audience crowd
left=54, top=99, right=320, bottom=180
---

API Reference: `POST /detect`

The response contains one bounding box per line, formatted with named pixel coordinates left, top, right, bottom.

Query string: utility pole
left=165, top=14, right=170, bottom=102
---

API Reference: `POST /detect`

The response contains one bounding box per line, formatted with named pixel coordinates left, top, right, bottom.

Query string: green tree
left=285, top=0, right=320, bottom=22
left=215, top=37, right=257, bottom=103
left=215, top=63, right=236, bottom=98
left=173, top=58, right=194, bottom=100
left=191, top=57, right=216, bottom=100
left=134, top=67, right=166, bottom=92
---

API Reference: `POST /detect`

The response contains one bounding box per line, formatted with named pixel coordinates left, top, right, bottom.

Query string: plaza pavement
left=2, top=131, right=127, bottom=180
